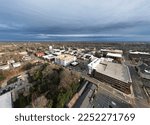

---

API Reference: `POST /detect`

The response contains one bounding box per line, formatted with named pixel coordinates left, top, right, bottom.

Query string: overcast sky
left=0, top=0, right=150, bottom=41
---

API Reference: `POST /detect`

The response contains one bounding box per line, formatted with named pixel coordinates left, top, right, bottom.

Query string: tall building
left=0, top=92, right=12, bottom=108
left=88, top=58, right=132, bottom=94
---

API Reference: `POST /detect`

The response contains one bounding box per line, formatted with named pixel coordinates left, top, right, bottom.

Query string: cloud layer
left=0, top=0, right=150, bottom=41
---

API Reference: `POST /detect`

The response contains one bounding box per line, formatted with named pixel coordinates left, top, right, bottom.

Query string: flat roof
left=0, top=92, right=12, bottom=108
left=55, top=54, right=75, bottom=61
left=101, top=49, right=123, bottom=53
left=129, top=51, right=150, bottom=55
left=43, top=54, right=55, bottom=59
left=107, top=53, right=122, bottom=58
left=95, top=61, right=132, bottom=83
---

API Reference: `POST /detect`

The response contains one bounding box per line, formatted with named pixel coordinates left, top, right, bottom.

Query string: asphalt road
left=81, top=74, right=133, bottom=105
left=66, top=59, right=134, bottom=106
left=126, top=63, right=150, bottom=107
left=92, top=88, right=132, bottom=108
left=128, top=66, right=145, bottom=99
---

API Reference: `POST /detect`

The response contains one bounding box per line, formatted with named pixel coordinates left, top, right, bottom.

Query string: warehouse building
left=101, top=49, right=123, bottom=54
left=129, top=51, right=150, bottom=60
left=106, top=52, right=123, bottom=59
left=55, top=54, right=77, bottom=67
left=106, top=52, right=123, bottom=63
left=100, top=49, right=123, bottom=57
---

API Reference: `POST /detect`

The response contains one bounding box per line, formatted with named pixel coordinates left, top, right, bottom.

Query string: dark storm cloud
left=0, top=0, right=150, bottom=41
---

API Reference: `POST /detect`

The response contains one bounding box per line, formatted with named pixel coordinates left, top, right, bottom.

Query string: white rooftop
left=43, top=54, right=55, bottom=59
left=129, top=51, right=150, bottom=55
left=95, top=61, right=132, bottom=83
left=107, top=52, right=122, bottom=58
left=101, top=49, right=123, bottom=54
left=12, top=62, right=21, bottom=67
left=0, top=92, right=12, bottom=108
left=88, top=57, right=114, bottom=68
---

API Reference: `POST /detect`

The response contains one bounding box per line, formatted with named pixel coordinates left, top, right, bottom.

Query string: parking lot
left=67, top=59, right=89, bottom=74
left=92, top=88, right=132, bottom=108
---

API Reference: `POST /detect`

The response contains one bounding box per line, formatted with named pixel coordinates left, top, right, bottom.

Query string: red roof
left=35, top=52, right=45, bottom=57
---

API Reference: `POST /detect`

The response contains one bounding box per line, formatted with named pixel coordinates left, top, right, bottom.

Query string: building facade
left=88, top=59, right=132, bottom=94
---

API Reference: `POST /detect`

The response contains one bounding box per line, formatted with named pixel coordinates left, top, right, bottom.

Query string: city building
left=0, top=64, right=10, bottom=70
left=88, top=57, right=113, bottom=74
left=53, top=51, right=62, bottom=56
left=106, top=52, right=122, bottom=58
left=7, top=60, right=15, bottom=65
left=35, top=52, right=45, bottom=57
left=51, top=48, right=64, bottom=56
left=19, top=51, right=28, bottom=55
left=83, top=54, right=94, bottom=60
left=0, top=92, right=12, bottom=108
left=88, top=58, right=132, bottom=94
left=12, top=62, right=21, bottom=68
left=55, top=54, right=77, bottom=66
left=90, top=56, right=98, bottom=62
left=106, top=52, right=123, bottom=63
left=129, top=50, right=150, bottom=60
left=100, top=49, right=123, bottom=56
left=43, top=54, right=56, bottom=61
left=88, top=58, right=101, bottom=74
